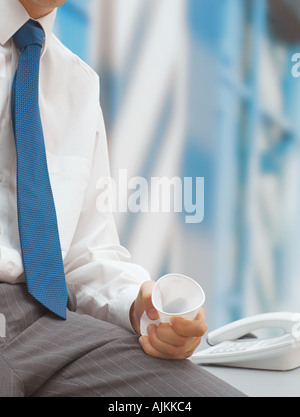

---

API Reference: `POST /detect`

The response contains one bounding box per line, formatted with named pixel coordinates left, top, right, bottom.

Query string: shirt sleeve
left=63, top=102, right=152, bottom=333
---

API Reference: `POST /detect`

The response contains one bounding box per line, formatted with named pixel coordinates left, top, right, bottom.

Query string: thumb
left=131, top=281, right=159, bottom=334
left=140, top=281, right=159, bottom=320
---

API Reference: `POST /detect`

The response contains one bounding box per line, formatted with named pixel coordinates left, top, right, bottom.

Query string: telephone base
left=192, top=312, right=300, bottom=372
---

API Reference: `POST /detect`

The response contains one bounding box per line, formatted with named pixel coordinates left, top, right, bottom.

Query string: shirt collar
left=0, top=0, right=57, bottom=54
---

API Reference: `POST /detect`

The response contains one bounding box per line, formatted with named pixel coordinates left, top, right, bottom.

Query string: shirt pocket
left=46, top=151, right=92, bottom=255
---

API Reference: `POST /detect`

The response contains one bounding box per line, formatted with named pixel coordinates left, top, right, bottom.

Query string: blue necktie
left=11, top=20, right=68, bottom=319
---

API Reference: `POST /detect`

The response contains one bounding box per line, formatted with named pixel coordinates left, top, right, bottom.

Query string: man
left=0, top=0, right=245, bottom=397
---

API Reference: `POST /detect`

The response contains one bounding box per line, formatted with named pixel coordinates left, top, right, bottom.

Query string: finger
left=156, top=323, right=187, bottom=347
left=171, top=310, right=208, bottom=338
left=139, top=335, right=198, bottom=360
left=147, top=325, right=202, bottom=358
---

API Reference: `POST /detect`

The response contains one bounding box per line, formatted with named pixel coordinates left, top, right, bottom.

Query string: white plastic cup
left=140, top=273, right=205, bottom=336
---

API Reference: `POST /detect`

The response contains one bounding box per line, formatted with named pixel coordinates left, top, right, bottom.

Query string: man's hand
left=130, top=281, right=208, bottom=360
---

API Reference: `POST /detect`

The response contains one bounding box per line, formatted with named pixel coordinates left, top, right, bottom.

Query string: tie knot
left=13, top=20, right=45, bottom=51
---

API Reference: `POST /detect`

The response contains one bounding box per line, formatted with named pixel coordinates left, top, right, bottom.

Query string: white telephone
left=191, top=312, right=300, bottom=371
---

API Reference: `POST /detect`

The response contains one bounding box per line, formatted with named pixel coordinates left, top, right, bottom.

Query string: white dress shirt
left=0, top=0, right=151, bottom=332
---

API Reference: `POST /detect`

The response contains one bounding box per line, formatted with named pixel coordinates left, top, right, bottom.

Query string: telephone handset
left=191, top=312, right=300, bottom=371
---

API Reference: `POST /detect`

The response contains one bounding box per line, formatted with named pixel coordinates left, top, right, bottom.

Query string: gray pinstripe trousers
left=0, top=283, right=245, bottom=397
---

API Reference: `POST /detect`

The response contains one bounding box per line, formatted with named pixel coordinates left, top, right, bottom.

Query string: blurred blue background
left=54, top=0, right=300, bottom=330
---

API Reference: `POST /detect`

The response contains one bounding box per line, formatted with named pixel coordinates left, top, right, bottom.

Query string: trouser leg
left=0, top=283, right=246, bottom=397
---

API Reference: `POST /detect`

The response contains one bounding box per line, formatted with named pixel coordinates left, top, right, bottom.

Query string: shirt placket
left=0, top=40, right=23, bottom=281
